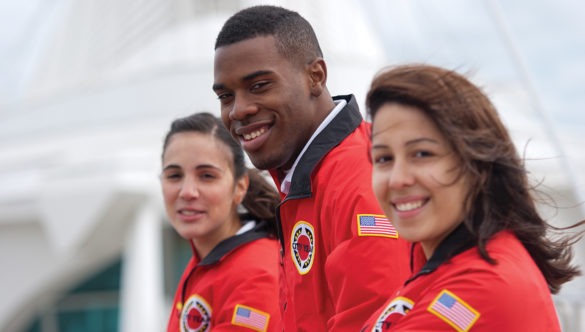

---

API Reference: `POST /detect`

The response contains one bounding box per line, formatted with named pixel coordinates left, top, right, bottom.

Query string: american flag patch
left=357, top=214, right=398, bottom=238
left=231, top=304, right=269, bottom=332
left=428, top=290, right=480, bottom=332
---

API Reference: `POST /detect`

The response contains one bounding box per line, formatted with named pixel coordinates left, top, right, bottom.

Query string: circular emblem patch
left=290, top=221, right=315, bottom=275
left=181, top=295, right=212, bottom=332
left=372, top=297, right=413, bottom=331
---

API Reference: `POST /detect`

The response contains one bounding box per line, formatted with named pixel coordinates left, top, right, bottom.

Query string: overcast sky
left=360, top=0, right=585, bottom=127
left=2, top=0, right=583, bottom=125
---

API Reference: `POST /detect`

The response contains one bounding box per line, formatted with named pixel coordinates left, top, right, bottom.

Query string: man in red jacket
left=213, top=5, right=410, bottom=331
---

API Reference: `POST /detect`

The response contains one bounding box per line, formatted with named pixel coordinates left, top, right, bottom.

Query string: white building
left=0, top=0, right=583, bottom=331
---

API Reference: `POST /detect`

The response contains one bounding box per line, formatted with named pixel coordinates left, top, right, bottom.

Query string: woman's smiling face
left=160, top=132, right=247, bottom=252
left=370, top=102, right=471, bottom=258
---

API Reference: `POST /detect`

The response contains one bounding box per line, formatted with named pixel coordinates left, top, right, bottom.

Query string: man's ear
left=307, top=58, right=327, bottom=97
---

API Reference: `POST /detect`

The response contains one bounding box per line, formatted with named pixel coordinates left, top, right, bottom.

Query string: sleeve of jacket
left=212, top=240, right=283, bottom=331
left=321, top=150, right=411, bottom=331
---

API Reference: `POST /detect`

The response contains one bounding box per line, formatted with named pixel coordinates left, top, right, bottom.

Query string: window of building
left=23, top=259, right=121, bottom=332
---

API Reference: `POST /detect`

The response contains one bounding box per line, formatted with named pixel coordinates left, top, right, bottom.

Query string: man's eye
left=251, top=81, right=269, bottom=91
left=217, top=93, right=232, bottom=100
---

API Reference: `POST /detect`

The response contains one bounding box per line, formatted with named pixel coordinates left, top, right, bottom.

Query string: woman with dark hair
left=361, top=64, right=584, bottom=331
left=161, top=112, right=281, bottom=331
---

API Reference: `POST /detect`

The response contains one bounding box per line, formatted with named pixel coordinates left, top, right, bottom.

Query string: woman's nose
left=388, top=160, right=415, bottom=189
left=179, top=179, right=199, bottom=200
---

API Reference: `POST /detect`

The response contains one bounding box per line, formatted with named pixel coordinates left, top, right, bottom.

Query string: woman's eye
left=373, top=155, right=393, bottom=164
left=414, top=150, right=433, bottom=158
left=164, top=173, right=182, bottom=180
left=200, top=173, right=216, bottom=180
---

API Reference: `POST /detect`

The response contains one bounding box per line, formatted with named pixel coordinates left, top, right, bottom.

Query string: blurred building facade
left=0, top=0, right=583, bottom=331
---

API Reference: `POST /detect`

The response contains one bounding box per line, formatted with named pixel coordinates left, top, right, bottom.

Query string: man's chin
left=247, top=155, right=283, bottom=171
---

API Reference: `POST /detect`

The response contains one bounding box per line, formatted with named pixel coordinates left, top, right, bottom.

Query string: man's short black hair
left=215, top=5, right=323, bottom=65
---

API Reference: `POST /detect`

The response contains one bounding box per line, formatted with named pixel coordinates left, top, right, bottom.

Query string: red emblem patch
left=290, top=221, right=315, bottom=275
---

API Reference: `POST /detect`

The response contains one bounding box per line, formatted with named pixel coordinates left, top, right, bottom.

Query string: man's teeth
left=395, top=201, right=424, bottom=212
left=181, top=210, right=197, bottom=215
left=243, top=127, right=266, bottom=140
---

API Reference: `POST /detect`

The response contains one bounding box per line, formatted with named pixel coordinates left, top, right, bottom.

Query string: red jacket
left=361, top=227, right=561, bottom=331
left=167, top=221, right=282, bottom=331
left=270, top=95, right=411, bottom=331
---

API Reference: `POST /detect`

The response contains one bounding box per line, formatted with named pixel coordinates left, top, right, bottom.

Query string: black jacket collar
left=287, top=94, right=362, bottom=199
left=406, top=223, right=475, bottom=284
left=198, top=220, right=272, bottom=266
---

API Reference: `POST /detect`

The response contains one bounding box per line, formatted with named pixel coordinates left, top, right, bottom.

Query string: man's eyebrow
left=242, top=70, right=273, bottom=82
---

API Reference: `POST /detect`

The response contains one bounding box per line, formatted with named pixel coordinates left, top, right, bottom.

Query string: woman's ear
left=234, top=173, right=250, bottom=206
left=307, top=58, right=327, bottom=97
